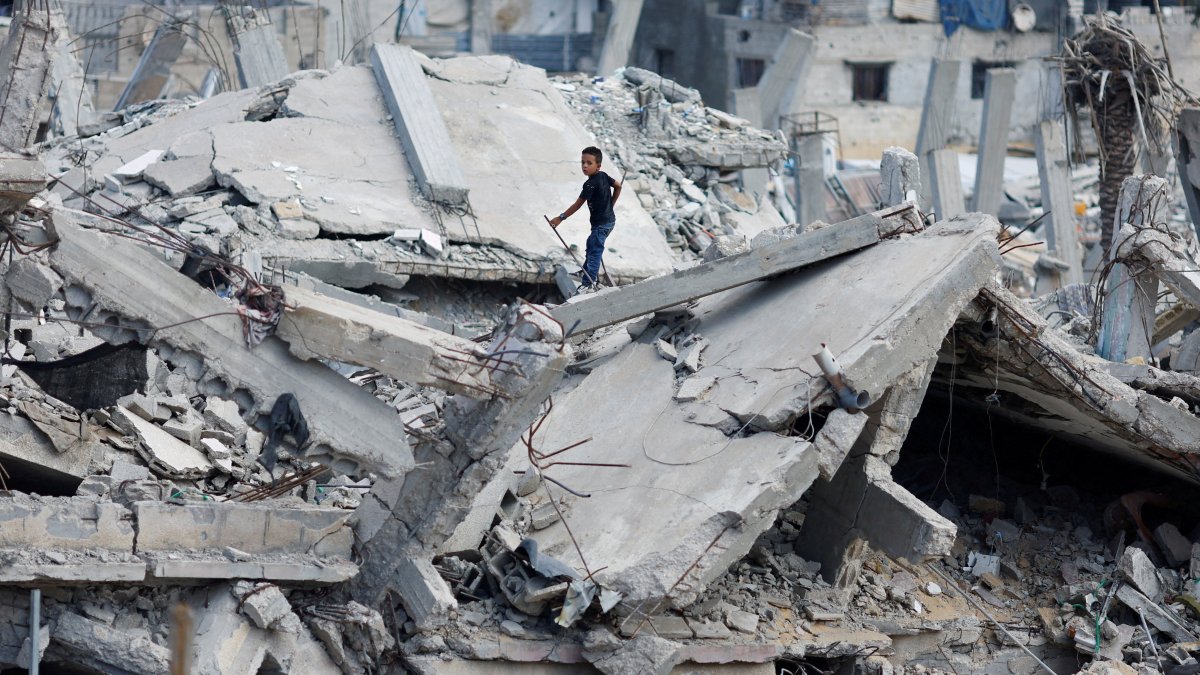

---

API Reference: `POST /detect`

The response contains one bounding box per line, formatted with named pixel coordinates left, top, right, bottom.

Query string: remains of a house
left=3, top=1, right=1200, bottom=673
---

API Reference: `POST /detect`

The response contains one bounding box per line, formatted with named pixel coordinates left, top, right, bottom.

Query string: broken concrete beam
left=275, top=285, right=500, bottom=398
left=370, top=44, right=470, bottom=206
left=1115, top=583, right=1196, bottom=642
left=927, top=148, right=965, bottom=221
left=0, top=495, right=134, bottom=552
left=114, top=17, right=188, bottom=111
left=880, top=147, right=920, bottom=207
left=915, top=59, right=961, bottom=208
left=1111, top=200, right=1200, bottom=316
left=1097, top=175, right=1169, bottom=363
left=596, top=0, right=646, bottom=76
left=230, top=11, right=290, bottom=88
left=552, top=209, right=918, bottom=336
left=395, top=558, right=457, bottom=631
left=756, top=28, right=814, bottom=130
left=146, top=559, right=358, bottom=584
left=134, top=501, right=352, bottom=557
left=0, top=3, right=64, bottom=150
left=53, top=612, right=171, bottom=674
left=46, top=208, right=413, bottom=480
left=972, top=68, right=1016, bottom=215
left=1034, top=119, right=1084, bottom=286
left=0, top=155, right=47, bottom=216
left=866, top=357, right=937, bottom=462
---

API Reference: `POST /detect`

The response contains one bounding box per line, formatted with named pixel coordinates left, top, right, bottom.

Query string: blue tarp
left=939, top=0, right=1009, bottom=35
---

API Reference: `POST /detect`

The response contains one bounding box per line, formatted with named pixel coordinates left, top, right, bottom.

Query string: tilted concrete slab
left=371, top=44, right=470, bottom=206
left=45, top=209, right=414, bottom=479
left=275, top=285, right=498, bottom=397
left=521, top=216, right=1000, bottom=614
left=953, top=283, right=1200, bottom=483
left=134, top=501, right=352, bottom=557
left=426, top=55, right=673, bottom=281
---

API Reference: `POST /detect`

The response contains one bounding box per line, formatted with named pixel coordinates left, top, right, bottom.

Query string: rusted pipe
left=813, top=344, right=870, bottom=411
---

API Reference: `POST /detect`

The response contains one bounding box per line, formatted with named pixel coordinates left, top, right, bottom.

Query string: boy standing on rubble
left=550, top=146, right=621, bottom=291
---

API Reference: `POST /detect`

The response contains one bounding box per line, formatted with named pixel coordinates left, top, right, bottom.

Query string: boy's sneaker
left=577, top=282, right=595, bottom=293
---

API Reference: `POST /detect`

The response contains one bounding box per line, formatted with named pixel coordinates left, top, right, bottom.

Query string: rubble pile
left=554, top=67, right=791, bottom=252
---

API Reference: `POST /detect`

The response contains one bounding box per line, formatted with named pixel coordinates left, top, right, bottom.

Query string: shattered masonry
left=1, top=2, right=1200, bottom=674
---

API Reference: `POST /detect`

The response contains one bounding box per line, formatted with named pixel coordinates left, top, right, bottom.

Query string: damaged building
left=1, top=0, right=1200, bottom=673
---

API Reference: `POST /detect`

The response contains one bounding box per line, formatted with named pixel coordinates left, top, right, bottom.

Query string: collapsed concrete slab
left=510, top=215, right=1000, bottom=615
left=45, top=208, right=413, bottom=479
left=953, top=282, right=1200, bottom=482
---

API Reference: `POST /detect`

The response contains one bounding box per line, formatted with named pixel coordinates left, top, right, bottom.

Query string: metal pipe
left=980, top=307, right=999, bottom=338
left=812, top=344, right=870, bottom=411
left=28, top=587, right=40, bottom=675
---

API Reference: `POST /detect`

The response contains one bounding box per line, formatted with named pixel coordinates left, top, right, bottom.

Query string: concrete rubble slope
left=513, top=215, right=1001, bottom=614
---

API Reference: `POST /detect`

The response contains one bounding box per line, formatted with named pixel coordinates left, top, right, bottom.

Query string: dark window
left=736, top=58, right=766, bottom=87
left=851, top=63, right=890, bottom=102
left=654, top=49, right=676, bottom=79
left=971, top=61, right=1017, bottom=99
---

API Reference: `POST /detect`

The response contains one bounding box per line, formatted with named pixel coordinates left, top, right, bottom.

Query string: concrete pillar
left=339, top=0, right=373, bottom=63
left=0, top=0, right=65, bottom=150
left=1178, top=108, right=1200, bottom=241
left=972, top=68, right=1016, bottom=215
left=756, top=28, right=814, bottom=131
left=915, top=59, right=962, bottom=208
left=229, top=10, right=290, bottom=89
left=796, top=133, right=826, bottom=229
left=1097, top=175, right=1169, bottom=364
left=470, top=0, right=492, bottom=55
left=114, top=17, right=188, bottom=112
left=596, top=0, right=645, bottom=76
left=880, top=147, right=920, bottom=207
left=48, top=8, right=95, bottom=139
left=927, top=149, right=964, bottom=221
left=1034, top=119, right=1084, bottom=286
left=734, top=88, right=768, bottom=196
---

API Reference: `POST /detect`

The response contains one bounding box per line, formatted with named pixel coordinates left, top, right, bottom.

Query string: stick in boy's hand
left=544, top=215, right=582, bottom=265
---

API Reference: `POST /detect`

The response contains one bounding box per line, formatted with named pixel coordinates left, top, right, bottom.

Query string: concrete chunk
left=237, top=582, right=292, bottom=629
left=1115, top=584, right=1196, bottom=642
left=6, top=259, right=63, bottom=308
left=0, top=495, right=134, bottom=552
left=1154, top=522, right=1192, bottom=569
left=53, top=612, right=171, bottom=674
left=116, top=406, right=212, bottom=479
left=370, top=44, right=469, bottom=206
left=1118, top=545, right=1163, bottom=602
left=395, top=558, right=457, bottom=631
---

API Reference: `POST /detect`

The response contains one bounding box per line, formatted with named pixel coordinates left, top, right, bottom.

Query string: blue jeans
left=583, top=220, right=614, bottom=285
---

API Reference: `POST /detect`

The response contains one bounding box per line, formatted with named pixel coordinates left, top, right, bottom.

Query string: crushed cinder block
left=394, top=558, right=457, bottom=631
left=109, top=460, right=150, bottom=482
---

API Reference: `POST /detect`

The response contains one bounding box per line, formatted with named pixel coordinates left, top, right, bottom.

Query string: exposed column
left=756, top=28, right=814, bottom=130
left=734, top=88, right=768, bottom=196
left=0, top=0, right=65, bottom=150
left=915, top=58, right=961, bottom=208
left=596, top=0, right=645, bottom=75
left=1178, top=108, right=1200, bottom=241
left=796, top=133, right=827, bottom=228
left=1097, top=175, right=1169, bottom=363
left=1034, top=119, right=1084, bottom=286
left=880, top=147, right=920, bottom=207
left=928, top=148, right=964, bottom=221
left=228, top=8, right=290, bottom=89
left=470, top=0, right=492, bottom=55
left=972, top=68, right=1016, bottom=215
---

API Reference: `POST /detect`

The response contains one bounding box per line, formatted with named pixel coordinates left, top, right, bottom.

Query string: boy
left=550, top=146, right=621, bottom=290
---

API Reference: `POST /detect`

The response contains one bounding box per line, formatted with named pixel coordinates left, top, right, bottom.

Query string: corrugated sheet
left=892, top=0, right=941, bottom=22
left=490, top=33, right=594, bottom=73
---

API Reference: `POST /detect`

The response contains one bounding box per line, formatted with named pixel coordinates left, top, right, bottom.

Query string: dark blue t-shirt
left=580, top=171, right=616, bottom=227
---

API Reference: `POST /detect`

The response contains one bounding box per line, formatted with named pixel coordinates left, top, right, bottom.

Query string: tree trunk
left=1098, top=96, right=1137, bottom=255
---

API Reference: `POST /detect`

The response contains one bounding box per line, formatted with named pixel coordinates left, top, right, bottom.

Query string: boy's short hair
left=582, top=146, right=603, bottom=165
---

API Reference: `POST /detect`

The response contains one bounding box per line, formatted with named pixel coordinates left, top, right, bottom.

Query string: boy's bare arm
left=550, top=198, right=586, bottom=227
